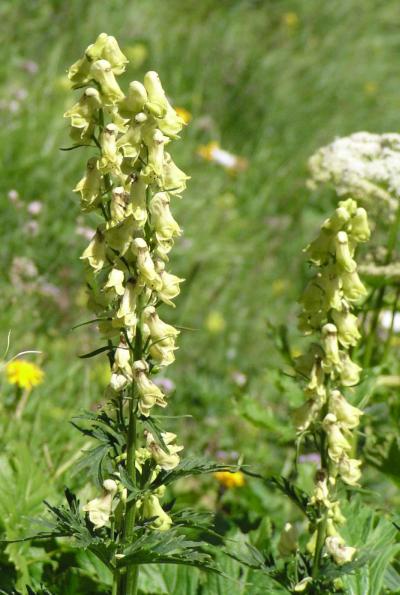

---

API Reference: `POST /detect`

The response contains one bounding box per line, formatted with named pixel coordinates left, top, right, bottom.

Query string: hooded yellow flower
left=6, top=360, right=44, bottom=390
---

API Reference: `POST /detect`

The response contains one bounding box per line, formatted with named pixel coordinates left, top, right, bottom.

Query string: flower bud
left=64, top=87, right=101, bottom=141
left=338, top=352, right=362, bottom=386
left=116, top=279, right=142, bottom=327
left=329, top=390, right=363, bottom=429
left=338, top=198, right=358, bottom=216
left=158, top=268, right=184, bottom=306
left=320, top=265, right=342, bottom=311
left=341, top=270, right=367, bottom=302
left=305, top=228, right=334, bottom=265
left=114, top=338, right=131, bottom=373
left=294, top=577, right=313, bottom=592
left=117, top=124, right=142, bottom=162
left=109, top=371, right=129, bottom=392
left=99, top=123, right=122, bottom=173
left=104, top=267, right=125, bottom=296
left=331, top=309, right=361, bottom=348
left=83, top=479, right=118, bottom=528
left=132, top=238, right=162, bottom=290
left=143, top=71, right=184, bottom=138
left=119, top=81, right=148, bottom=118
left=325, top=536, right=356, bottom=565
left=162, top=152, right=190, bottom=196
left=322, top=207, right=350, bottom=232
left=133, top=360, right=167, bottom=416
left=90, top=34, right=128, bottom=75
left=74, top=157, right=102, bottom=211
left=149, top=192, right=181, bottom=241
left=322, top=323, right=341, bottom=367
left=335, top=231, right=356, bottom=272
left=336, top=455, right=362, bottom=486
left=105, top=215, right=136, bottom=255
left=90, top=59, right=124, bottom=105
left=110, top=187, right=130, bottom=224
left=323, top=413, right=352, bottom=462
left=142, top=494, right=172, bottom=531
left=81, top=229, right=106, bottom=272
left=128, top=176, right=148, bottom=227
left=349, top=207, right=370, bottom=242
left=146, top=431, right=183, bottom=470
left=143, top=306, right=179, bottom=346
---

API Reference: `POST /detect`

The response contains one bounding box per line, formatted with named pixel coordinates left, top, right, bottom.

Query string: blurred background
left=1, top=0, right=400, bottom=589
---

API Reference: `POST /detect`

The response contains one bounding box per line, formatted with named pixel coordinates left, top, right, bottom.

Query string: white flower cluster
left=308, top=132, right=400, bottom=212
left=65, top=33, right=187, bottom=531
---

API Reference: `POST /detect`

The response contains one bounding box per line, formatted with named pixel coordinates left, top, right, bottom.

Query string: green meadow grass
left=1, top=0, right=400, bottom=589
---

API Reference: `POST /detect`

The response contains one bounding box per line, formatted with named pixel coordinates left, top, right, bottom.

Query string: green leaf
left=139, top=564, right=200, bottom=595
left=78, top=345, right=113, bottom=359
left=150, top=457, right=239, bottom=489
left=116, top=527, right=218, bottom=573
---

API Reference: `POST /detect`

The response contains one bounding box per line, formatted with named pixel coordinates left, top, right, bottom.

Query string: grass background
left=1, top=0, right=400, bottom=590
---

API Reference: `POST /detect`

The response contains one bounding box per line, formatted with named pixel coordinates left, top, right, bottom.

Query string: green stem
left=363, top=202, right=400, bottom=368
left=383, top=286, right=400, bottom=361
left=123, top=402, right=139, bottom=594
left=312, top=510, right=327, bottom=580
left=312, top=420, right=328, bottom=581
left=119, top=320, right=143, bottom=595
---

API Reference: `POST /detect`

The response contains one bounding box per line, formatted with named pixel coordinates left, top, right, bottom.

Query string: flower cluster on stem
left=65, top=33, right=188, bottom=593
left=293, top=198, right=370, bottom=573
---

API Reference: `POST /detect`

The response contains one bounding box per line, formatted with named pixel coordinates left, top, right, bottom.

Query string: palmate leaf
left=139, top=564, right=200, bottom=595
left=339, top=498, right=400, bottom=595
left=267, top=476, right=315, bottom=522
left=116, top=527, right=219, bottom=573
left=71, top=410, right=124, bottom=486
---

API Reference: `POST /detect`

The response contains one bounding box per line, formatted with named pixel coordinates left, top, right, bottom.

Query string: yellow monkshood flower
left=214, top=471, right=245, bottom=489
left=6, top=360, right=44, bottom=390
left=175, top=107, right=192, bottom=124
left=197, top=141, right=248, bottom=172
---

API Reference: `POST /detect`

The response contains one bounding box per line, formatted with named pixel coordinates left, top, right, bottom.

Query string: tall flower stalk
left=63, top=33, right=197, bottom=594
left=293, top=198, right=370, bottom=586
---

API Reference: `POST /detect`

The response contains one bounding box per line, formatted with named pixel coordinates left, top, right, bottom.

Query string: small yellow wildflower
left=197, top=142, right=248, bottom=172
left=6, top=360, right=44, bottom=390
left=272, top=278, right=289, bottom=296
left=282, top=12, right=299, bottom=29
left=214, top=471, right=245, bottom=489
left=175, top=107, right=192, bottom=124
left=205, top=311, right=226, bottom=334
left=363, top=81, right=378, bottom=96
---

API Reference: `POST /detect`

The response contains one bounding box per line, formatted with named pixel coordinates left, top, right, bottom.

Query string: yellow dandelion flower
left=175, top=107, right=192, bottom=124
left=205, top=311, right=226, bottom=334
left=282, top=12, right=299, bottom=29
left=214, top=471, right=245, bottom=489
left=6, top=360, right=44, bottom=390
